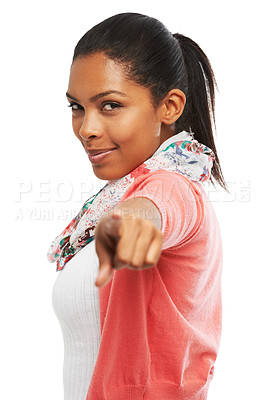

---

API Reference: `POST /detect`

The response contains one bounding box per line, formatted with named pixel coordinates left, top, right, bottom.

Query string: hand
left=94, top=208, right=163, bottom=288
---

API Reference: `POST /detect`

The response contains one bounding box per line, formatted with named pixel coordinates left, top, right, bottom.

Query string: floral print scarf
left=47, top=131, right=215, bottom=271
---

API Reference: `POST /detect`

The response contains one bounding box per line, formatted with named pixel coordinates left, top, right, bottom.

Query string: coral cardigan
left=86, top=170, right=223, bottom=400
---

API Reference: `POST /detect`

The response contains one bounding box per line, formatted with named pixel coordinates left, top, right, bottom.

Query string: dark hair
left=73, top=12, right=228, bottom=191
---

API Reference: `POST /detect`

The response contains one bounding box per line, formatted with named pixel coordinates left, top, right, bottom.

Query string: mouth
left=86, top=148, right=117, bottom=164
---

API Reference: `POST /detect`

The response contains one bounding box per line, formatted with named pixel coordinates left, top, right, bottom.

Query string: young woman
left=48, top=12, right=227, bottom=400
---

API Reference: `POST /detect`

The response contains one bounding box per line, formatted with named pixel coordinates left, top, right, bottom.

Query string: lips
left=86, top=147, right=117, bottom=156
left=86, top=148, right=117, bottom=164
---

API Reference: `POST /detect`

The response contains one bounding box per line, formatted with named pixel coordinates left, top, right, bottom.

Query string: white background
left=1, top=0, right=265, bottom=399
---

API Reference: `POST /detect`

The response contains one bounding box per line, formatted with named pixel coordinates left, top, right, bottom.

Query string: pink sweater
left=86, top=170, right=222, bottom=399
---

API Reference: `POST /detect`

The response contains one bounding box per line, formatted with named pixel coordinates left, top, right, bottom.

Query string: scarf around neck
left=47, top=131, right=215, bottom=271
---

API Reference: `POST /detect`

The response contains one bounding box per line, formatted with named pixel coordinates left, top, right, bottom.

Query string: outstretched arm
left=94, top=197, right=163, bottom=288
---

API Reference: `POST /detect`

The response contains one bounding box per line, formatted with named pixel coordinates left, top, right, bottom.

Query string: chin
left=92, top=168, right=117, bottom=181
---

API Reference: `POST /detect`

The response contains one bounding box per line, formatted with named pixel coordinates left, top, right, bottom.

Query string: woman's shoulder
left=121, top=170, right=204, bottom=204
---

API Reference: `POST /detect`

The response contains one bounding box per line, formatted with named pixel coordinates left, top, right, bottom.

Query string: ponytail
left=173, top=33, right=228, bottom=192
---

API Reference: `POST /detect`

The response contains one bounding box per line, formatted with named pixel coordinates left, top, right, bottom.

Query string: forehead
left=69, top=53, right=128, bottom=91
left=67, top=52, right=152, bottom=102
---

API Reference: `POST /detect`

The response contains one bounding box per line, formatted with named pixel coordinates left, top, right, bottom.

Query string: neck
left=159, top=124, right=176, bottom=145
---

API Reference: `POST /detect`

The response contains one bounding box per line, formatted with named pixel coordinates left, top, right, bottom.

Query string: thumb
left=95, top=239, right=114, bottom=288
left=95, top=263, right=114, bottom=288
left=94, top=208, right=123, bottom=288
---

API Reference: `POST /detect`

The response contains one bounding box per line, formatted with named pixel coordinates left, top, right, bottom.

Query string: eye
left=102, top=102, right=122, bottom=112
left=67, top=102, right=83, bottom=111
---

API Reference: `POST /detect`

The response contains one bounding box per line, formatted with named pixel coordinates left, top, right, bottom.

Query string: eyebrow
left=66, top=90, right=128, bottom=102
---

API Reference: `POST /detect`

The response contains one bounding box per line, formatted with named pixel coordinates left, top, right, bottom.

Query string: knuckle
left=142, top=219, right=154, bottom=233
left=146, top=221, right=155, bottom=233
left=131, top=259, right=142, bottom=268
left=127, top=214, right=138, bottom=223
left=146, top=250, right=160, bottom=265
left=133, top=218, right=142, bottom=231
left=116, top=252, right=129, bottom=265
left=146, top=258, right=156, bottom=266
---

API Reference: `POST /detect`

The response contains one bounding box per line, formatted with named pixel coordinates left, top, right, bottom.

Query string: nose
left=78, top=111, right=103, bottom=141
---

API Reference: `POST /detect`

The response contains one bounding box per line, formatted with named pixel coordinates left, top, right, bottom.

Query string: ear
left=160, top=89, right=186, bottom=125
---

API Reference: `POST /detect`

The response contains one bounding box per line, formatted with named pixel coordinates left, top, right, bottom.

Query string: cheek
left=72, top=117, right=82, bottom=139
left=115, top=108, right=156, bottom=144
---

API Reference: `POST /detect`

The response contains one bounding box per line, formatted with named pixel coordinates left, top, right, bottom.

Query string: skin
left=66, top=52, right=186, bottom=288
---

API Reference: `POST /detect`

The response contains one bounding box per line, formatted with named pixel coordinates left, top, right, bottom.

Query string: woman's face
left=67, top=52, right=170, bottom=180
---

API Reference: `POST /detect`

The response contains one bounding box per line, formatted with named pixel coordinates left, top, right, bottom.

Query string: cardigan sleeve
left=120, top=170, right=204, bottom=250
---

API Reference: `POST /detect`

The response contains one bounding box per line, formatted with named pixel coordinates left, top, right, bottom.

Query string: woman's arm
left=94, top=197, right=163, bottom=288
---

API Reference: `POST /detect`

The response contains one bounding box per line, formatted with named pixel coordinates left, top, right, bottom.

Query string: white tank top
left=52, top=239, right=101, bottom=400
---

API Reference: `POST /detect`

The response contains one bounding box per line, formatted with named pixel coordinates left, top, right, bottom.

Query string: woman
left=48, top=12, right=227, bottom=400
